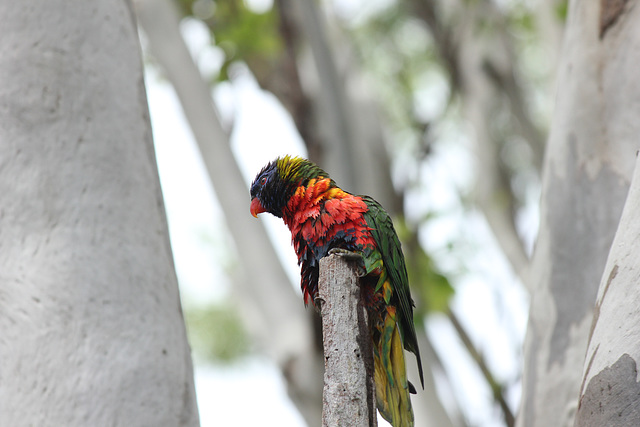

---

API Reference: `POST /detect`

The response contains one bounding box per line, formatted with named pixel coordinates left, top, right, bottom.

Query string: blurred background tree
left=134, top=1, right=637, bottom=426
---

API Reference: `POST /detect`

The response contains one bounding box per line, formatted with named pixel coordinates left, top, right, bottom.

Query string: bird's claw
left=328, top=248, right=366, bottom=277
left=328, top=248, right=361, bottom=260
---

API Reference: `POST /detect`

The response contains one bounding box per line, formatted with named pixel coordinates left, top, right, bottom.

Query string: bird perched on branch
left=250, top=155, right=423, bottom=427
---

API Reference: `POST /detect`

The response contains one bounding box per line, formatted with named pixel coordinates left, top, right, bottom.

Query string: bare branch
left=448, top=311, right=515, bottom=427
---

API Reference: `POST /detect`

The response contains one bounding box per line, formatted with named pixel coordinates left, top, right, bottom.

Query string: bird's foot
left=328, top=248, right=366, bottom=277
left=328, top=248, right=362, bottom=260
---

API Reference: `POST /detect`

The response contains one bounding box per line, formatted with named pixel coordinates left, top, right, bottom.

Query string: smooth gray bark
left=0, top=1, right=198, bottom=426
left=518, top=1, right=639, bottom=426
left=575, top=157, right=640, bottom=427
left=574, top=4, right=640, bottom=411
left=318, top=254, right=376, bottom=427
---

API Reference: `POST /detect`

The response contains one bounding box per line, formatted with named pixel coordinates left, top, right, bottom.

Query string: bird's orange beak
left=250, top=198, right=267, bottom=218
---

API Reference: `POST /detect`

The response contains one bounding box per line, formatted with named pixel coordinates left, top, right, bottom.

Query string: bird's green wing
left=361, top=195, right=424, bottom=387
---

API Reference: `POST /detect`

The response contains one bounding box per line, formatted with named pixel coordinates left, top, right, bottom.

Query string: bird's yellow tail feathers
left=374, top=307, right=414, bottom=427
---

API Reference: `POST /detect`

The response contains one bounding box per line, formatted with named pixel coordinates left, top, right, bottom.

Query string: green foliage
left=350, top=6, right=444, bottom=139
left=509, top=5, right=536, bottom=33
left=184, top=302, right=250, bottom=363
left=176, top=0, right=282, bottom=81
left=395, top=217, right=455, bottom=318
left=411, top=249, right=455, bottom=315
left=555, top=0, right=569, bottom=22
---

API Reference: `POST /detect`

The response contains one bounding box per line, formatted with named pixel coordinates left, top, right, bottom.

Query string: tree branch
left=448, top=310, right=514, bottom=427
left=317, top=254, right=377, bottom=427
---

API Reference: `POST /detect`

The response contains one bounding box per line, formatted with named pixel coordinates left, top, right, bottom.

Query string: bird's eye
left=260, top=177, right=267, bottom=185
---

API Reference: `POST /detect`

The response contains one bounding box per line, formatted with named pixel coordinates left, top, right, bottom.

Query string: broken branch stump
left=317, top=254, right=377, bottom=427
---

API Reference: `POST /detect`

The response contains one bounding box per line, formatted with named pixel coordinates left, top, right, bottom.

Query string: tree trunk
left=574, top=154, right=640, bottom=426
left=573, top=2, right=640, bottom=425
left=518, top=1, right=639, bottom=426
left=318, top=254, right=377, bottom=427
left=0, top=1, right=199, bottom=426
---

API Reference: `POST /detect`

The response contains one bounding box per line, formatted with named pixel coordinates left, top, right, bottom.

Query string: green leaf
left=395, top=217, right=456, bottom=317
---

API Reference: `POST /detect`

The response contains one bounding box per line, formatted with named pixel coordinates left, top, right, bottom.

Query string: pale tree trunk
left=518, top=1, right=639, bottom=426
left=573, top=3, right=640, bottom=426
left=575, top=159, right=640, bottom=425
left=0, top=1, right=199, bottom=426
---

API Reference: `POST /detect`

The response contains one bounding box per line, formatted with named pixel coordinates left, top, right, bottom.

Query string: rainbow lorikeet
left=250, top=156, right=424, bottom=427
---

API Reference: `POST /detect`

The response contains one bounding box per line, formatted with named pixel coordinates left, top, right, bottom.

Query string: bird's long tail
left=374, top=306, right=414, bottom=427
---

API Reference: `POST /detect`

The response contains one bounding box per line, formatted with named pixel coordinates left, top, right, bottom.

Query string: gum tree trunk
left=575, top=154, right=640, bottom=425
left=0, top=1, right=199, bottom=425
left=518, top=1, right=639, bottom=426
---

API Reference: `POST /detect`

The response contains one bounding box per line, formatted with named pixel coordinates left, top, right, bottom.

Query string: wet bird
left=250, top=156, right=423, bottom=427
